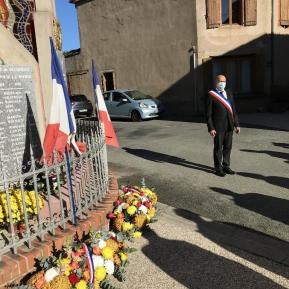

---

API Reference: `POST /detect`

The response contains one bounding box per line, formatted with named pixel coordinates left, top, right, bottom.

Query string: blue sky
left=56, top=0, right=80, bottom=52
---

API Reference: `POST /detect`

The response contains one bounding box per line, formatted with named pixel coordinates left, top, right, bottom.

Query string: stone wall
left=66, top=0, right=198, bottom=116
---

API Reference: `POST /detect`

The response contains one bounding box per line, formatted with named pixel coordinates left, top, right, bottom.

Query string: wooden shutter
left=280, top=0, right=289, bottom=26
left=244, top=0, right=257, bottom=26
left=206, top=0, right=221, bottom=29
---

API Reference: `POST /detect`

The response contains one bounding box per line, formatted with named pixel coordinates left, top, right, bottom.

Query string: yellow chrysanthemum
left=106, top=239, right=119, bottom=253
left=101, top=247, right=114, bottom=260
left=119, top=252, right=128, bottom=262
left=133, top=231, right=142, bottom=238
left=59, top=258, right=71, bottom=265
left=122, top=222, right=134, bottom=232
left=75, top=280, right=87, bottom=289
left=63, top=266, right=72, bottom=276
left=134, top=214, right=147, bottom=229
left=127, top=205, right=137, bottom=215
left=95, top=266, right=107, bottom=281
left=49, top=276, right=70, bottom=289
left=94, top=280, right=100, bottom=289
left=148, top=207, right=156, bottom=218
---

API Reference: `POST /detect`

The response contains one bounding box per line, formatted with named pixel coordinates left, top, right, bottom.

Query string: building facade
left=0, top=0, right=61, bottom=138
left=67, top=0, right=289, bottom=116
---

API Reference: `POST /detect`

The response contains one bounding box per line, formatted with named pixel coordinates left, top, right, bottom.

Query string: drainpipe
left=270, top=0, right=275, bottom=102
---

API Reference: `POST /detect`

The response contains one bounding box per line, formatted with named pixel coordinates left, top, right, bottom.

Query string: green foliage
left=90, top=230, right=111, bottom=245
left=101, top=280, right=120, bottom=289
left=122, top=247, right=137, bottom=254
left=35, top=255, right=57, bottom=271
left=5, top=284, right=33, bottom=289
left=113, top=261, right=129, bottom=282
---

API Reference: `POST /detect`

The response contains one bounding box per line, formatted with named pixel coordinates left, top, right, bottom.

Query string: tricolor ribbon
left=83, top=243, right=95, bottom=288
left=209, top=90, right=234, bottom=117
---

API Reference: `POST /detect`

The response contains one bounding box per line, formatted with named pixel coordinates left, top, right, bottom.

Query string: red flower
left=72, top=250, right=82, bottom=258
left=136, top=201, right=142, bottom=208
left=139, top=192, right=144, bottom=196
left=107, top=212, right=115, bottom=219
left=69, top=273, right=80, bottom=285
left=114, top=200, right=120, bottom=206
left=145, top=201, right=151, bottom=209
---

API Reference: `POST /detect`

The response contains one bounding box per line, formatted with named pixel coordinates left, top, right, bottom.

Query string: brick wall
left=0, top=173, right=119, bottom=288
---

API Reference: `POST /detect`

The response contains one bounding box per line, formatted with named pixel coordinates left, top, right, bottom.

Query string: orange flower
left=83, top=270, right=90, bottom=281
left=34, top=275, right=46, bottom=289
left=70, top=261, right=80, bottom=270
left=93, top=246, right=101, bottom=256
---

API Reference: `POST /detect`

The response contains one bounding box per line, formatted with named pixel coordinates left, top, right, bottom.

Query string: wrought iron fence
left=0, top=118, right=108, bottom=258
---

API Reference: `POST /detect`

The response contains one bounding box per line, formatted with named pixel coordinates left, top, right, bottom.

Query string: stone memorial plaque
left=0, top=65, right=41, bottom=180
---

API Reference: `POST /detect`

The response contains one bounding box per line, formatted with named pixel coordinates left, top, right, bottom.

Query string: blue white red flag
left=43, top=38, right=77, bottom=160
left=92, top=61, right=119, bottom=148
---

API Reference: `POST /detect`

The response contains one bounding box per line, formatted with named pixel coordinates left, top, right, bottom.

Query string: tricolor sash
left=83, top=243, right=95, bottom=289
left=209, top=90, right=234, bottom=117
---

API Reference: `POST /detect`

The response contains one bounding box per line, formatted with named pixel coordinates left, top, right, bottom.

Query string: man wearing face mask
left=206, top=75, right=240, bottom=177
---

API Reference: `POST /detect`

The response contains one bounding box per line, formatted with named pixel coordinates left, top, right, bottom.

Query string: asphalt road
left=107, top=117, right=289, bottom=242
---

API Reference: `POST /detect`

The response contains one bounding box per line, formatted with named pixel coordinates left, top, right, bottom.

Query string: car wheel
left=131, top=110, right=142, bottom=122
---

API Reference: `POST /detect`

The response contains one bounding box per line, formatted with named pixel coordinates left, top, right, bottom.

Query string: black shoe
left=223, top=167, right=235, bottom=175
left=215, top=169, right=226, bottom=177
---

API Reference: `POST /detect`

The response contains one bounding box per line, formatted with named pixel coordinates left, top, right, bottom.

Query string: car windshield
left=125, top=90, right=151, bottom=100
left=70, top=95, right=87, bottom=102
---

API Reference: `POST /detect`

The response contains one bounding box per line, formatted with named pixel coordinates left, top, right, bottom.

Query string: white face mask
left=217, top=82, right=226, bottom=91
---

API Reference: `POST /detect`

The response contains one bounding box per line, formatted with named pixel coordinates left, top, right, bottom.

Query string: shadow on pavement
left=123, top=147, right=214, bottom=174
left=237, top=172, right=289, bottom=190
left=273, top=142, right=289, bottom=149
left=174, top=208, right=289, bottom=283
left=241, top=149, right=289, bottom=163
left=142, top=228, right=287, bottom=289
left=211, top=187, right=289, bottom=224
left=238, top=123, right=289, bottom=132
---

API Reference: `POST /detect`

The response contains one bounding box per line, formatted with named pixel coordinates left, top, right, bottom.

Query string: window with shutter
left=280, top=0, right=289, bottom=26
left=244, top=0, right=257, bottom=26
left=206, top=0, right=221, bottom=29
left=206, top=0, right=257, bottom=28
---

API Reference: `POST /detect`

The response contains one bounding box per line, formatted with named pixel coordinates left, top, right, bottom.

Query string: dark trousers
left=213, top=131, right=233, bottom=169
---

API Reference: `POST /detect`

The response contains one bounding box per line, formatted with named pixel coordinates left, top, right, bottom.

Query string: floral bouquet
left=25, top=230, right=134, bottom=289
left=0, top=189, right=44, bottom=226
left=108, top=186, right=158, bottom=240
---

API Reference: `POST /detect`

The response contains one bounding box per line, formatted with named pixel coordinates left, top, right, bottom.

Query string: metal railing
left=0, top=118, right=108, bottom=257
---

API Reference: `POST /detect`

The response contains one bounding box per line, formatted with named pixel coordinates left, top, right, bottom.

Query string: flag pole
left=65, top=147, right=77, bottom=225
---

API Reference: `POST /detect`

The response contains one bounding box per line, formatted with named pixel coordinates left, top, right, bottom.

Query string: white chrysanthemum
left=97, top=239, right=107, bottom=249
left=141, top=196, right=149, bottom=202
left=44, top=267, right=59, bottom=282
left=109, top=232, right=116, bottom=238
left=93, top=255, right=105, bottom=268
left=116, top=205, right=123, bottom=213
left=104, top=260, right=115, bottom=275
left=139, top=205, right=148, bottom=214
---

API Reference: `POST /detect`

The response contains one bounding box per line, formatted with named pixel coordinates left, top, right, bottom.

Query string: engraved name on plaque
left=0, top=65, right=40, bottom=180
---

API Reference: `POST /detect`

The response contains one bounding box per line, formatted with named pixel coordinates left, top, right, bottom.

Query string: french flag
left=43, top=38, right=76, bottom=160
left=92, top=61, right=119, bottom=148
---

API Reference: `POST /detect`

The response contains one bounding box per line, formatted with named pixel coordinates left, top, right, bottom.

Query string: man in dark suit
left=206, top=75, right=240, bottom=177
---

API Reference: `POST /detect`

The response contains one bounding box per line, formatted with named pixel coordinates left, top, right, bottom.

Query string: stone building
left=0, top=0, right=62, bottom=138
left=66, top=0, right=289, bottom=116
